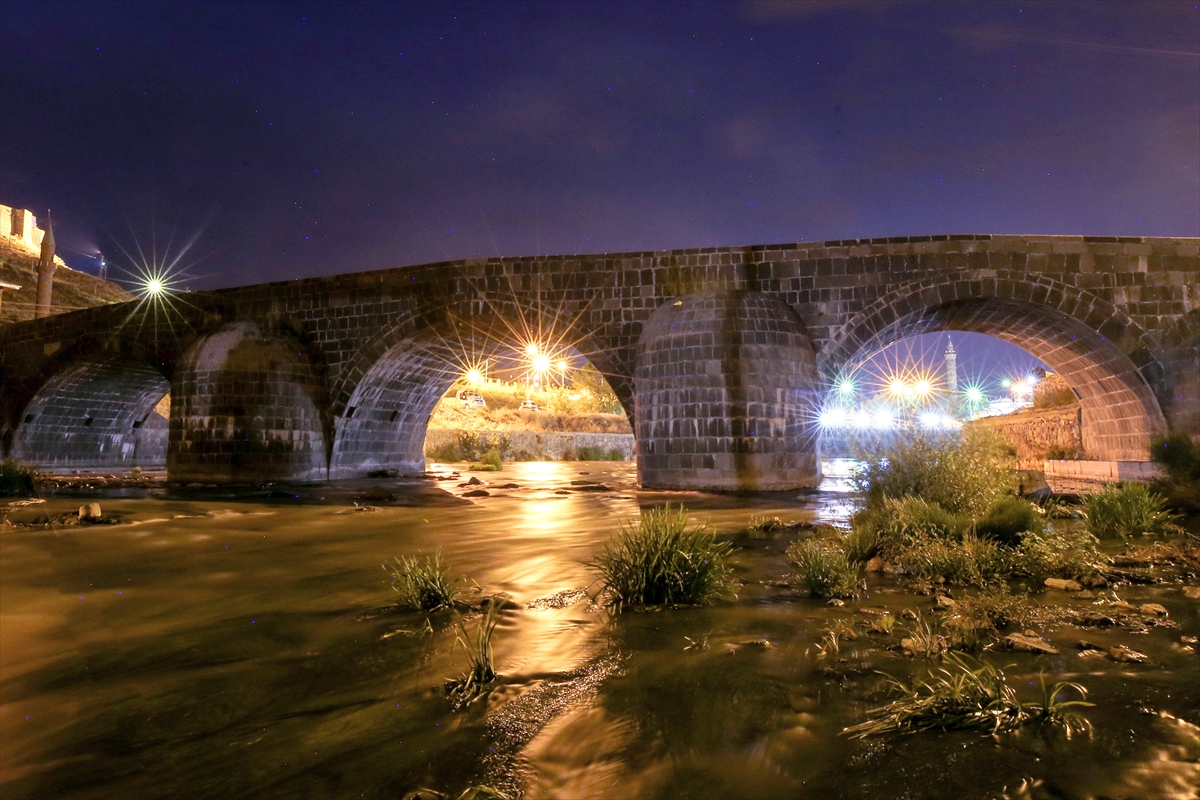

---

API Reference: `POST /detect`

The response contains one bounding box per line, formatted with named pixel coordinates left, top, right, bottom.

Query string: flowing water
left=2, top=461, right=1198, bottom=799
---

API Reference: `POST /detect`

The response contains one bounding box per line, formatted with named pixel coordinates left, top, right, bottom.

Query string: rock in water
left=1044, top=577, right=1083, bottom=592
left=461, top=489, right=490, bottom=497
left=362, top=487, right=394, bottom=501
left=1108, top=645, right=1149, bottom=663
left=79, top=503, right=102, bottom=520
left=1139, top=603, right=1169, bottom=617
left=1004, top=634, right=1059, bottom=654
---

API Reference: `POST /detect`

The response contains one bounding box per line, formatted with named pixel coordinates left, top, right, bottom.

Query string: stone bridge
left=1, top=234, right=1196, bottom=490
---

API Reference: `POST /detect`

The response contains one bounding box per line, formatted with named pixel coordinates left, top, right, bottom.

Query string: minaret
left=34, top=210, right=57, bottom=319
left=944, top=335, right=958, bottom=412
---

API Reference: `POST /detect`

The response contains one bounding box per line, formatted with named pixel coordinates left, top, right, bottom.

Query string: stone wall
left=424, top=429, right=634, bottom=462
left=965, top=406, right=1083, bottom=469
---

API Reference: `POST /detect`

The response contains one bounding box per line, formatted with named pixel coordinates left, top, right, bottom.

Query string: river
left=1, top=461, right=1197, bottom=799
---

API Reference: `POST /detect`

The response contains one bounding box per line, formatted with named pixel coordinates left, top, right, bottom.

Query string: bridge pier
left=634, top=290, right=821, bottom=491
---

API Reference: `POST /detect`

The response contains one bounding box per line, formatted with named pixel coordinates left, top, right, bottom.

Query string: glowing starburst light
left=913, top=379, right=932, bottom=397
left=837, top=378, right=855, bottom=396
left=888, top=378, right=908, bottom=398
left=525, top=343, right=539, bottom=357
left=818, top=407, right=848, bottom=428
left=964, top=386, right=985, bottom=405
left=532, top=354, right=551, bottom=373
left=465, top=368, right=483, bottom=387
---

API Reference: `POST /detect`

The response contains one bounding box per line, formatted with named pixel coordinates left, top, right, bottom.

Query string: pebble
left=826, top=598, right=845, bottom=607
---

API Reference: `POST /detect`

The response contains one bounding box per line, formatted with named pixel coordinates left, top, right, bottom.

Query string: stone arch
left=828, top=288, right=1168, bottom=461
left=11, top=357, right=170, bottom=471
left=634, top=290, right=821, bottom=490
left=330, top=308, right=627, bottom=478
left=169, top=320, right=330, bottom=483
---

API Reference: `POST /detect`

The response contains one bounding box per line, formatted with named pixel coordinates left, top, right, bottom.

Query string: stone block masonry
left=1, top=234, right=1196, bottom=489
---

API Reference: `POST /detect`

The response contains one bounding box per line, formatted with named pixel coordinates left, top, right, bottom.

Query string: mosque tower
left=944, top=335, right=958, bottom=413
left=34, top=210, right=57, bottom=319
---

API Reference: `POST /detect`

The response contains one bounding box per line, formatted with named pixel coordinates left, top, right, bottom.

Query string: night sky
left=0, top=1, right=1196, bottom=388
left=3, top=0, right=1196, bottom=288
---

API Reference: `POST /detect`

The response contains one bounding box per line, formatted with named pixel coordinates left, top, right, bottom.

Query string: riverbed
left=2, top=462, right=1197, bottom=799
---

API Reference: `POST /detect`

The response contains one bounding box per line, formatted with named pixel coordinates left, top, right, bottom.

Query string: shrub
left=853, top=496, right=966, bottom=563
left=1083, top=483, right=1179, bottom=540
left=480, top=447, right=502, bottom=470
left=855, top=432, right=1015, bottom=518
left=975, top=496, right=1044, bottom=546
left=843, top=653, right=1092, bottom=738
left=1152, top=434, right=1200, bottom=483
left=593, top=504, right=733, bottom=610
left=383, top=548, right=458, bottom=611
left=894, top=532, right=1010, bottom=587
left=1017, top=527, right=1102, bottom=582
left=0, top=459, right=36, bottom=497
left=786, top=538, right=860, bottom=599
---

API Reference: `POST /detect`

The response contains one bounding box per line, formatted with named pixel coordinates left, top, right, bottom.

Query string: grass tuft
left=593, top=504, right=733, bottom=610
left=444, top=604, right=502, bottom=709
left=1083, top=483, right=1180, bottom=540
left=383, top=548, right=458, bottom=611
left=975, top=496, right=1044, bottom=546
left=844, top=653, right=1093, bottom=738
left=786, top=538, right=860, bottom=599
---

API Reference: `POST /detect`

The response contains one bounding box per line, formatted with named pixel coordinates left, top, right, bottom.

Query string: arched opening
left=170, top=321, right=329, bottom=484
left=829, top=298, right=1167, bottom=462
left=330, top=324, right=632, bottom=477
left=12, top=357, right=170, bottom=471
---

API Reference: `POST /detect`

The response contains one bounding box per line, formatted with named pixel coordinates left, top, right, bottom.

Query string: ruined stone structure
left=1, top=234, right=1196, bottom=490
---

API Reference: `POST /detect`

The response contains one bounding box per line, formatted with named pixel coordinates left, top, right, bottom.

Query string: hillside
left=0, top=236, right=131, bottom=324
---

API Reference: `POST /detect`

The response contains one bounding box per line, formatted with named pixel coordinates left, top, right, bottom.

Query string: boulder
left=6, top=507, right=50, bottom=525
left=461, top=489, right=490, bottom=498
left=934, top=595, right=957, bottom=610
left=1044, top=578, right=1083, bottom=592
left=864, top=557, right=886, bottom=573
left=1004, top=634, right=1059, bottom=655
left=79, top=503, right=102, bottom=520
left=1139, top=603, right=1168, bottom=617
left=465, top=476, right=485, bottom=486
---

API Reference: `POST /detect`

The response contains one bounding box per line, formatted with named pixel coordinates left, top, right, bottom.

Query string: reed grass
left=383, top=548, right=457, bottom=611
left=0, top=458, right=36, bottom=497
left=593, top=504, right=733, bottom=610
left=844, top=653, right=1093, bottom=738
left=786, top=538, right=860, bottom=599
left=444, top=603, right=501, bottom=708
left=1083, top=483, right=1180, bottom=540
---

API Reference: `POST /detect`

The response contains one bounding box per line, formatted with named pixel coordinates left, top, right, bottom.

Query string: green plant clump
left=844, top=653, right=1093, bottom=739
left=477, top=447, right=503, bottom=471
left=383, top=548, right=458, bottom=611
left=0, top=458, right=36, bottom=497
left=894, top=532, right=1011, bottom=587
left=855, top=432, right=1016, bottom=518
left=1017, top=527, right=1103, bottom=582
left=1083, top=483, right=1179, bottom=540
left=974, top=496, right=1044, bottom=546
left=593, top=504, right=733, bottom=610
left=786, top=538, right=860, bottom=599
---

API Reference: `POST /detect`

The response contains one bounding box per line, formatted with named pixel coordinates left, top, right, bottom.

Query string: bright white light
left=914, top=380, right=932, bottom=397
left=532, top=354, right=551, bottom=372
left=965, top=386, right=984, bottom=404
left=837, top=378, right=855, bottom=396
left=819, top=407, right=847, bottom=428
left=919, top=412, right=945, bottom=429
left=144, top=277, right=165, bottom=296
left=872, top=410, right=892, bottom=429
left=465, top=368, right=483, bottom=386
left=556, top=359, right=569, bottom=373
left=525, top=343, right=539, bottom=357
left=888, top=378, right=908, bottom=397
